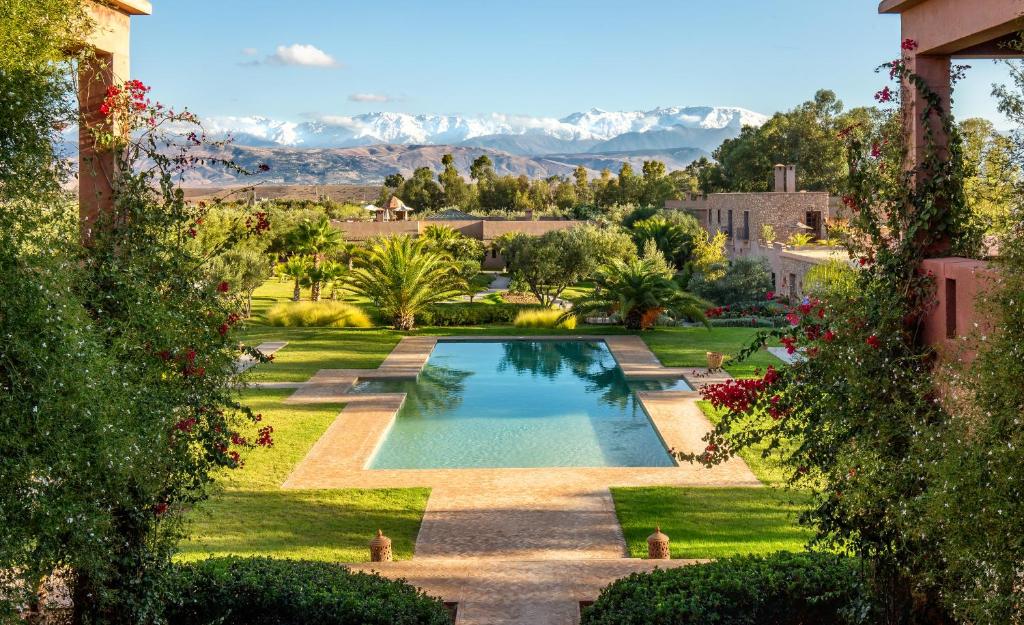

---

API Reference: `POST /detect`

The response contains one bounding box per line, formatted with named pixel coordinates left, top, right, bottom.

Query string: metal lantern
left=369, top=529, right=392, bottom=562
left=647, top=526, right=670, bottom=560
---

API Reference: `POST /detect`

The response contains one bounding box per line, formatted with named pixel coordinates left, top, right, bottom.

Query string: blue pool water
left=354, top=340, right=681, bottom=469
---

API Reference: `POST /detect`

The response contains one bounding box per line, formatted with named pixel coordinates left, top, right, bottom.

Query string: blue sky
left=131, top=0, right=1014, bottom=125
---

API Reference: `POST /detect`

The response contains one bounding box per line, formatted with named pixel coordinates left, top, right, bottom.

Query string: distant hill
left=64, top=105, right=763, bottom=185
left=169, top=143, right=711, bottom=186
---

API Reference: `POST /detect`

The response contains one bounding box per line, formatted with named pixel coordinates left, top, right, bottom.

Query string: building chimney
left=773, top=164, right=786, bottom=192
left=785, top=165, right=796, bottom=193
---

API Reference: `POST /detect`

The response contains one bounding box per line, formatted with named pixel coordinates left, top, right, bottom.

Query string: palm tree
left=347, top=236, right=465, bottom=330
left=290, top=216, right=343, bottom=301
left=630, top=216, right=695, bottom=267
left=279, top=255, right=312, bottom=301
left=568, top=253, right=710, bottom=331
left=301, top=260, right=346, bottom=302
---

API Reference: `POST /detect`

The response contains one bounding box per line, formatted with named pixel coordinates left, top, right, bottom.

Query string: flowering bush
left=0, top=46, right=275, bottom=620
left=683, top=40, right=1021, bottom=624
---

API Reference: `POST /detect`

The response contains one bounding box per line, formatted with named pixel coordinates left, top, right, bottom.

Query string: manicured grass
left=698, top=400, right=795, bottom=487
left=611, top=486, right=813, bottom=559
left=642, top=327, right=778, bottom=379
left=240, top=277, right=780, bottom=383
left=239, top=327, right=401, bottom=382
left=612, top=393, right=814, bottom=559
left=178, top=389, right=430, bottom=562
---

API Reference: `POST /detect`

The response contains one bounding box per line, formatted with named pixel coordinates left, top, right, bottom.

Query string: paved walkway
left=281, top=335, right=757, bottom=624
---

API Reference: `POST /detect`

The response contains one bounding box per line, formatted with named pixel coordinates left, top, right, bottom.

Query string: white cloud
left=267, top=43, right=339, bottom=68
left=348, top=93, right=393, bottom=103
left=241, top=47, right=258, bottom=56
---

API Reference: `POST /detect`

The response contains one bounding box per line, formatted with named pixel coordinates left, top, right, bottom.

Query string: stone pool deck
left=278, top=335, right=757, bottom=625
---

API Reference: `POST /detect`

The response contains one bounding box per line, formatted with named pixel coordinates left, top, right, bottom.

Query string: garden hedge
left=166, top=557, right=451, bottom=625
left=415, top=302, right=527, bottom=326
left=581, top=552, right=868, bottom=625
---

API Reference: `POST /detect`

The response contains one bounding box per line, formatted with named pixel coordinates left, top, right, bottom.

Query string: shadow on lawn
left=178, top=488, right=430, bottom=562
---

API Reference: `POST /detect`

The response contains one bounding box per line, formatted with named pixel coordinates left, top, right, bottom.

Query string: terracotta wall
left=919, top=257, right=997, bottom=360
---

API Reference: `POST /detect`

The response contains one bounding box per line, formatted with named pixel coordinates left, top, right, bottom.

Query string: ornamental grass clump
left=266, top=301, right=371, bottom=328
left=513, top=308, right=577, bottom=329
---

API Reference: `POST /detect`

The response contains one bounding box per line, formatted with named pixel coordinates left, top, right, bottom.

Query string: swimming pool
left=354, top=340, right=683, bottom=469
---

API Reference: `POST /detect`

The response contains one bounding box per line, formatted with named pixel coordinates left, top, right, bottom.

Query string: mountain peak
left=202, top=105, right=768, bottom=154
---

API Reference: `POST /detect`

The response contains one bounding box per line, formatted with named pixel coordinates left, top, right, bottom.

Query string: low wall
left=920, top=257, right=996, bottom=361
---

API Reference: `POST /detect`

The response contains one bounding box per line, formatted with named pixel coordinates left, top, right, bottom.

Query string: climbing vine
left=682, top=40, right=1014, bottom=624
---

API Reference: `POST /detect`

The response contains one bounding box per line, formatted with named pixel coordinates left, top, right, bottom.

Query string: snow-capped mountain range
left=203, top=106, right=768, bottom=155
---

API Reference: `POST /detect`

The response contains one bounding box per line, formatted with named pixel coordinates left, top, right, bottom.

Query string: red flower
left=99, top=102, right=111, bottom=116
left=153, top=502, right=169, bottom=516
left=901, top=38, right=918, bottom=51
left=217, top=281, right=230, bottom=293
left=859, top=257, right=869, bottom=267
left=786, top=312, right=800, bottom=326
left=173, top=417, right=196, bottom=432
left=875, top=86, right=894, bottom=103
left=231, top=432, right=247, bottom=446
left=218, top=323, right=230, bottom=336
left=781, top=335, right=798, bottom=354
left=256, top=425, right=274, bottom=447
left=842, top=195, right=858, bottom=210
left=866, top=334, right=881, bottom=349
left=765, top=291, right=775, bottom=301
left=823, top=329, right=836, bottom=343
left=185, top=349, right=197, bottom=363
left=871, top=142, right=882, bottom=158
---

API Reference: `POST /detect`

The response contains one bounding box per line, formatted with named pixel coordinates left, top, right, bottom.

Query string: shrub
left=266, top=301, right=372, bottom=328
left=514, top=308, right=577, bottom=329
left=166, top=557, right=452, bottom=625
left=803, top=259, right=858, bottom=302
left=416, top=303, right=524, bottom=326
left=581, top=552, right=869, bottom=625
left=786, top=232, right=815, bottom=247
left=689, top=257, right=774, bottom=306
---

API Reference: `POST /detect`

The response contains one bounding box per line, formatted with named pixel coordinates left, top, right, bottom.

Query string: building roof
left=427, top=208, right=478, bottom=220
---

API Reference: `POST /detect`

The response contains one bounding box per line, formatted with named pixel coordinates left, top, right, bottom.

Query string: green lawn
left=698, top=400, right=796, bottom=487
left=642, top=327, right=778, bottom=379
left=611, top=393, right=813, bottom=559
left=611, top=486, right=813, bottom=559
left=178, top=389, right=430, bottom=562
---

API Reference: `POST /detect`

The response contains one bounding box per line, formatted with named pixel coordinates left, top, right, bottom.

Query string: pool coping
left=281, top=335, right=752, bottom=487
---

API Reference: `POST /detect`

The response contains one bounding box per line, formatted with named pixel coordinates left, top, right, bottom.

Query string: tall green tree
left=497, top=225, right=635, bottom=306
left=709, top=90, right=876, bottom=194
left=289, top=216, right=343, bottom=301
left=959, top=117, right=1017, bottom=234
left=398, top=167, right=444, bottom=213
left=438, top=153, right=470, bottom=208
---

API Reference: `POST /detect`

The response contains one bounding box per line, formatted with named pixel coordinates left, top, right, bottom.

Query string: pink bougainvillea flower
left=875, top=86, right=894, bottom=103
left=901, top=38, right=918, bottom=51
left=765, top=291, right=775, bottom=301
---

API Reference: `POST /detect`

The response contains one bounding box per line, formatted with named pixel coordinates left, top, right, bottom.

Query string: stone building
left=332, top=218, right=585, bottom=270
left=666, top=165, right=852, bottom=298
